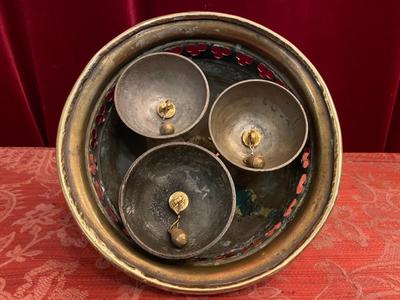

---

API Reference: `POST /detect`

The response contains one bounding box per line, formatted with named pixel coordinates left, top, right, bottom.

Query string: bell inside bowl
left=119, top=142, right=236, bottom=260
left=115, top=52, right=209, bottom=139
left=209, top=79, right=308, bottom=172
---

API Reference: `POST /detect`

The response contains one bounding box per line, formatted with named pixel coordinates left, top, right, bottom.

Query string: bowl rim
left=56, top=12, right=342, bottom=294
left=209, top=79, right=309, bottom=172
left=114, top=52, right=210, bottom=139
left=118, top=141, right=237, bottom=260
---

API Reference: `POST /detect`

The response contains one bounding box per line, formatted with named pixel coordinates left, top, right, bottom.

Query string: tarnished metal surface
left=119, top=142, right=236, bottom=260
left=94, top=45, right=310, bottom=266
left=209, top=79, right=308, bottom=172
left=201, top=159, right=304, bottom=260
left=115, top=52, right=209, bottom=139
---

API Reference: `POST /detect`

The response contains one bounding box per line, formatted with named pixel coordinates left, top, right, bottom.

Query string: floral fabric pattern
left=0, top=148, right=399, bottom=299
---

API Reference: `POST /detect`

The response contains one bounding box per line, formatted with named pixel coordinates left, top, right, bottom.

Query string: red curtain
left=0, top=0, right=399, bottom=151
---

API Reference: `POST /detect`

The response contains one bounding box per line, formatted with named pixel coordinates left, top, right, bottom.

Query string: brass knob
left=169, top=191, right=189, bottom=214
left=242, top=128, right=262, bottom=148
left=157, top=99, right=176, bottom=119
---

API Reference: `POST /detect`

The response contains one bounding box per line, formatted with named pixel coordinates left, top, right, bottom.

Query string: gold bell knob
left=169, top=227, right=188, bottom=248
left=246, top=154, right=265, bottom=169
left=160, top=122, right=175, bottom=135
left=242, top=128, right=262, bottom=148
left=157, top=99, right=176, bottom=119
left=249, top=130, right=258, bottom=144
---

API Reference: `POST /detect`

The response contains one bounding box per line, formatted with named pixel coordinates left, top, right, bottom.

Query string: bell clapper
left=242, top=128, right=265, bottom=169
left=169, top=224, right=188, bottom=248
left=160, top=122, right=175, bottom=135
left=168, top=191, right=189, bottom=248
left=245, top=154, right=265, bottom=169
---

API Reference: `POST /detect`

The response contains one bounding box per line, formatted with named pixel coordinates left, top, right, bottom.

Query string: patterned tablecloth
left=0, top=148, right=399, bottom=299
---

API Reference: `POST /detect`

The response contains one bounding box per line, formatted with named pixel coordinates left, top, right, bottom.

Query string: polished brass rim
left=56, top=12, right=342, bottom=294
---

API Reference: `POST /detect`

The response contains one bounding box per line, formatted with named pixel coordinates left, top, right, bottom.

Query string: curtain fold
left=0, top=3, right=44, bottom=146
left=386, top=83, right=400, bottom=151
left=0, top=0, right=399, bottom=151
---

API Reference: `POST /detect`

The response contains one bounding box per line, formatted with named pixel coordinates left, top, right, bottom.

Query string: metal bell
left=114, top=52, right=210, bottom=139
left=209, top=79, right=308, bottom=172
left=119, top=142, right=236, bottom=260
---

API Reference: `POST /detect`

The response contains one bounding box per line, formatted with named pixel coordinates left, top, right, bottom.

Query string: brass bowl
left=119, top=142, right=236, bottom=260
left=209, top=79, right=308, bottom=172
left=115, top=52, right=210, bottom=139
left=57, top=12, right=342, bottom=294
left=80, top=41, right=311, bottom=266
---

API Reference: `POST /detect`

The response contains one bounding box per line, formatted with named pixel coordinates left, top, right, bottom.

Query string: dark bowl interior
left=119, top=142, right=236, bottom=259
left=115, top=52, right=209, bottom=139
left=209, top=79, right=308, bottom=171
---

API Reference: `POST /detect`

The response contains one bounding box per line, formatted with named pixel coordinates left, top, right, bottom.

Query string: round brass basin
left=57, top=12, right=342, bottom=294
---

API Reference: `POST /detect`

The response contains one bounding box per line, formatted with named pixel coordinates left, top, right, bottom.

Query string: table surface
left=0, top=148, right=399, bottom=299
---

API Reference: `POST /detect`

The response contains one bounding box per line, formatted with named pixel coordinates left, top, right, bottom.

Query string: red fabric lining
left=0, top=0, right=399, bottom=151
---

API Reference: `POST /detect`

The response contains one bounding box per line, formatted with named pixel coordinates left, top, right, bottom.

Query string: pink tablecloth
left=0, top=148, right=399, bottom=299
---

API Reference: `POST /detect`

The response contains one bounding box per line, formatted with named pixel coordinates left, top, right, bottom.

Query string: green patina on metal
left=235, top=187, right=273, bottom=218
